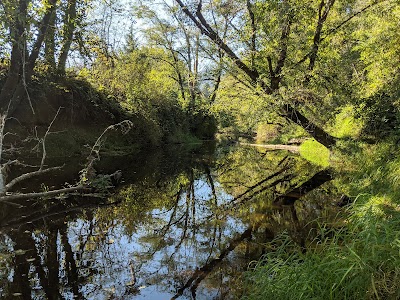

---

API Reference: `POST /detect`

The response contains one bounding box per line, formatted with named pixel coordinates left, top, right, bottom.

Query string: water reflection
left=0, top=144, right=339, bottom=299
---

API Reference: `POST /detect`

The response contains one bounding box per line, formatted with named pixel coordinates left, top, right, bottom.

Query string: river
left=0, top=142, right=339, bottom=299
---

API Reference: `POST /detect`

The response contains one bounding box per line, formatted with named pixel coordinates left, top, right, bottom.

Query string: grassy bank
left=243, top=140, right=400, bottom=299
left=2, top=75, right=216, bottom=159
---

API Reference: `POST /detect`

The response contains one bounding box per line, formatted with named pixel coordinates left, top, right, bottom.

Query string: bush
left=358, top=93, right=400, bottom=139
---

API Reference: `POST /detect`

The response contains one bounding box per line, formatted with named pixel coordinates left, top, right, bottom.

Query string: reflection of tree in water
left=0, top=145, right=340, bottom=299
left=119, top=146, right=337, bottom=298
left=1, top=207, right=85, bottom=299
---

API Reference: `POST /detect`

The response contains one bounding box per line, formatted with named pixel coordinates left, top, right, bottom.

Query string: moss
left=299, top=139, right=330, bottom=167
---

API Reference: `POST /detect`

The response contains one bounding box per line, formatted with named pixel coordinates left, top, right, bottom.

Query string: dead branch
left=2, top=165, right=64, bottom=193
left=0, top=185, right=90, bottom=202
left=80, top=120, right=133, bottom=183
left=88, top=120, right=133, bottom=161
left=0, top=120, right=133, bottom=202
left=40, top=107, right=62, bottom=170
left=2, top=159, right=38, bottom=169
left=0, top=108, right=64, bottom=195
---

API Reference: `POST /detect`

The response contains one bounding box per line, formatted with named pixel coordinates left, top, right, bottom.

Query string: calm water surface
left=0, top=143, right=338, bottom=299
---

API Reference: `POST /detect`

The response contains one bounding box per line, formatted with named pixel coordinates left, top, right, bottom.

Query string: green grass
left=329, top=105, right=363, bottom=138
left=243, top=141, right=400, bottom=300
left=244, top=209, right=400, bottom=299
left=165, top=129, right=201, bottom=144
left=299, top=139, right=330, bottom=167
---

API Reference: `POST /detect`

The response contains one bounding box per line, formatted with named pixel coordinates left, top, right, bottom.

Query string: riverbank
left=1, top=76, right=216, bottom=159
left=243, top=139, right=400, bottom=299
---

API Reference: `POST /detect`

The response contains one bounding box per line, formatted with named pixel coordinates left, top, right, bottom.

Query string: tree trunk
left=174, top=0, right=337, bottom=149
left=26, top=0, right=57, bottom=75
left=0, top=0, right=27, bottom=113
left=44, top=9, right=57, bottom=69
left=283, top=104, right=337, bottom=148
left=58, top=0, right=77, bottom=74
left=0, top=0, right=57, bottom=115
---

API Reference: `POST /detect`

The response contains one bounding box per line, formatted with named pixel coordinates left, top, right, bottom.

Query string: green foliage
left=212, top=75, right=278, bottom=134
left=274, top=123, right=308, bottom=144
left=244, top=141, right=400, bottom=300
left=207, top=0, right=400, bottom=145
left=357, top=93, right=400, bottom=139
left=190, top=110, right=218, bottom=140
left=329, top=105, right=363, bottom=139
left=244, top=217, right=400, bottom=300
left=86, top=47, right=177, bottom=107
left=81, top=46, right=215, bottom=143
left=352, top=1, right=400, bottom=97
left=299, top=139, right=330, bottom=168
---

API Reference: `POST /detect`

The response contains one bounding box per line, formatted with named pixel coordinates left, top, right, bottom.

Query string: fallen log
left=239, top=142, right=300, bottom=153
left=0, top=185, right=91, bottom=202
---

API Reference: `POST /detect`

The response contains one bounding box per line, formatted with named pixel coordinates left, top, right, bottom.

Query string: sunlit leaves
left=212, top=75, right=277, bottom=133
left=352, top=0, right=400, bottom=97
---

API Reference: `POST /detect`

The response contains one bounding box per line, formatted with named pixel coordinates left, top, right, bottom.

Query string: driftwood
left=0, top=119, right=133, bottom=203
left=240, top=142, right=300, bottom=153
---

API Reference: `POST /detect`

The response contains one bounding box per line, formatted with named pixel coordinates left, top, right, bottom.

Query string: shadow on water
left=0, top=142, right=340, bottom=299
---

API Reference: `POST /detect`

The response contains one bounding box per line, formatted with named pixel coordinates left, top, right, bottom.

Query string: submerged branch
left=0, top=199, right=120, bottom=232
left=2, top=165, right=64, bottom=194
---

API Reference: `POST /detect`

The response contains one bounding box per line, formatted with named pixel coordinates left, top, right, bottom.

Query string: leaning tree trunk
left=174, top=0, right=337, bottom=149
left=284, top=105, right=337, bottom=148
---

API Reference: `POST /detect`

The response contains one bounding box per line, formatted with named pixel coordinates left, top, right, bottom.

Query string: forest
left=0, top=0, right=400, bottom=299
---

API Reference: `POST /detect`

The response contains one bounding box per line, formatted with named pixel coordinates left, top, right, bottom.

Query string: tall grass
left=244, top=213, right=400, bottom=299
left=243, top=141, right=400, bottom=300
left=329, top=105, right=363, bottom=139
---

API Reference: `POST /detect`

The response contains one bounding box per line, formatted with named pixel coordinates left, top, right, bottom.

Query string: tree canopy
left=0, top=0, right=399, bottom=143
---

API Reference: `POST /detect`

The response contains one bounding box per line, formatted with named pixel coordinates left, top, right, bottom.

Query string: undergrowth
left=243, top=141, right=400, bottom=300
